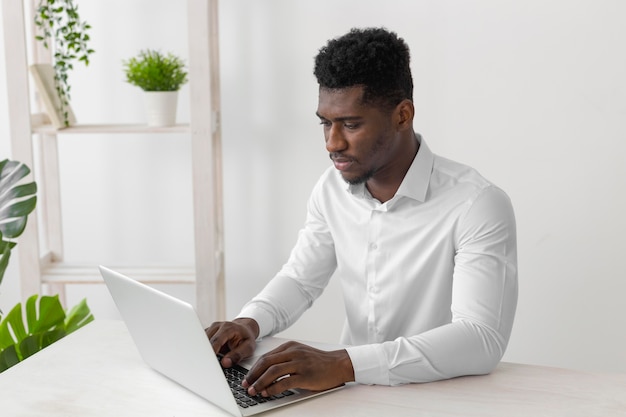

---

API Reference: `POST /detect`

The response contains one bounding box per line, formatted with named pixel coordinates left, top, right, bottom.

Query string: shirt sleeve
left=346, top=186, right=518, bottom=385
left=237, top=181, right=338, bottom=338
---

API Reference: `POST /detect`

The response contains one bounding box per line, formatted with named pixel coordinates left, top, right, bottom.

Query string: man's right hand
left=205, top=318, right=260, bottom=368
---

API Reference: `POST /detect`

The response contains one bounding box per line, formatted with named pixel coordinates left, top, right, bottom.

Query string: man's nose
left=325, top=125, right=348, bottom=153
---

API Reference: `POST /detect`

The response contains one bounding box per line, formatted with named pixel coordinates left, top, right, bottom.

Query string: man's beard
left=343, top=168, right=375, bottom=185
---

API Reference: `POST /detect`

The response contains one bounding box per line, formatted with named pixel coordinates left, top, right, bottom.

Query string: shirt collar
left=396, top=134, right=433, bottom=203
left=347, top=133, right=433, bottom=203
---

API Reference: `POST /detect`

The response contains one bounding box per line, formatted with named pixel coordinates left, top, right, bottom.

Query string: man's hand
left=242, top=341, right=354, bottom=397
left=205, top=318, right=259, bottom=368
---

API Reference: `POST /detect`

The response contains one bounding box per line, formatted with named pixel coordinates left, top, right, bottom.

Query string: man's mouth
left=330, top=154, right=354, bottom=171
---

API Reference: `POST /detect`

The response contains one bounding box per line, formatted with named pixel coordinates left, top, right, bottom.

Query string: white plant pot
left=144, top=91, right=178, bottom=127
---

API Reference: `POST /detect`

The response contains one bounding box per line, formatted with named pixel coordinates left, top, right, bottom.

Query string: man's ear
left=395, top=99, right=414, bottom=132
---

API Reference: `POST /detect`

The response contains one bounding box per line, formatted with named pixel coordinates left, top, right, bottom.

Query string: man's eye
left=344, top=123, right=359, bottom=130
left=319, top=120, right=331, bottom=127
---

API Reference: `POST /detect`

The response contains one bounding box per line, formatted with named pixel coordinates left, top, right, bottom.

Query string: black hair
left=313, top=27, right=413, bottom=110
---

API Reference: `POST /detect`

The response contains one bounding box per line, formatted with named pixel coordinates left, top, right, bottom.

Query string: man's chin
left=341, top=171, right=373, bottom=186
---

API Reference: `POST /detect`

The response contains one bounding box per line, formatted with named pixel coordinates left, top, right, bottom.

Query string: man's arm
left=206, top=175, right=339, bottom=377
left=348, top=185, right=518, bottom=385
left=241, top=186, right=517, bottom=391
left=243, top=342, right=354, bottom=397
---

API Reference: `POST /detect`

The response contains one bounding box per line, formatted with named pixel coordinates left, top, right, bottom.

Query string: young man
left=206, top=27, right=518, bottom=397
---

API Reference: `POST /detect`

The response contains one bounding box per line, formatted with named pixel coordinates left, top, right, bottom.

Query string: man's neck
left=366, top=134, right=420, bottom=203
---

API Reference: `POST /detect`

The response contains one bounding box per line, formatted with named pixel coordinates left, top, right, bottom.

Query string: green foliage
left=33, top=0, right=95, bottom=126
left=0, top=294, right=94, bottom=372
left=0, top=159, right=94, bottom=373
left=0, top=160, right=37, bottom=288
left=123, top=49, right=188, bottom=92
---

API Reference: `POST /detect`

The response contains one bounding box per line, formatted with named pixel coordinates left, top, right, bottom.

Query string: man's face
left=316, top=86, right=395, bottom=185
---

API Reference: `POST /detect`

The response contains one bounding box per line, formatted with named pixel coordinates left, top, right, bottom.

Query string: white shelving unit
left=1, top=0, right=225, bottom=325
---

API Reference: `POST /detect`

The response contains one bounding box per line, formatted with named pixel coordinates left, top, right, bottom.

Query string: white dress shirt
left=238, top=136, right=518, bottom=385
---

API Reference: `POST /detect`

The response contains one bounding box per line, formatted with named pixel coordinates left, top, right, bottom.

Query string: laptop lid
left=99, top=266, right=242, bottom=416
left=99, top=266, right=344, bottom=416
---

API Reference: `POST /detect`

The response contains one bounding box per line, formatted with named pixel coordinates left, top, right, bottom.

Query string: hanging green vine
left=33, top=0, right=94, bottom=127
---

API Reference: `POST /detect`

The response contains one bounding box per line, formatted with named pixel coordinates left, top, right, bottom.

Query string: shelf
left=41, top=262, right=195, bottom=285
left=4, top=0, right=224, bottom=324
left=32, top=122, right=191, bottom=135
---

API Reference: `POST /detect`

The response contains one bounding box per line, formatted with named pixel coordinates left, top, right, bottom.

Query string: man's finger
left=204, top=322, right=222, bottom=339
left=208, top=330, right=231, bottom=354
left=221, top=342, right=254, bottom=367
left=245, top=359, right=294, bottom=396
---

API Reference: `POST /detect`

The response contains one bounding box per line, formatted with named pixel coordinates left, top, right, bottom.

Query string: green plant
left=0, top=295, right=93, bottom=372
left=0, top=160, right=37, bottom=287
left=33, top=0, right=95, bottom=126
left=123, top=49, right=188, bottom=91
left=0, top=159, right=94, bottom=372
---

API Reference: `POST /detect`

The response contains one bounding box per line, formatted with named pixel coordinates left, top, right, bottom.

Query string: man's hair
left=314, top=27, right=413, bottom=110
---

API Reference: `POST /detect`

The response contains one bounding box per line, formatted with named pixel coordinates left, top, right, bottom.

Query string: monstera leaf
left=0, top=294, right=94, bottom=372
left=0, top=158, right=94, bottom=373
left=0, top=159, right=37, bottom=287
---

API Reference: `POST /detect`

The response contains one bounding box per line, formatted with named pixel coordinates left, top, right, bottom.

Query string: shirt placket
left=365, top=206, right=383, bottom=343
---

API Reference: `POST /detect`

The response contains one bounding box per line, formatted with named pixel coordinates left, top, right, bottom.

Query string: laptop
left=99, top=266, right=344, bottom=416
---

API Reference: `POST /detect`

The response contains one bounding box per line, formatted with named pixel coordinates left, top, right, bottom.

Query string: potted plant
left=0, top=159, right=94, bottom=372
left=123, top=49, right=188, bottom=127
left=33, top=0, right=95, bottom=127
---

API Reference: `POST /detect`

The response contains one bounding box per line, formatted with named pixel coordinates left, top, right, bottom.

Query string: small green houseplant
left=123, top=49, right=188, bottom=127
left=0, top=159, right=94, bottom=372
left=33, top=0, right=95, bottom=127
left=123, top=49, right=188, bottom=92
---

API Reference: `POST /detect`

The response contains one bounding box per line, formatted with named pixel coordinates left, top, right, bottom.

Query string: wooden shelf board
left=32, top=122, right=191, bottom=135
left=40, top=262, right=196, bottom=285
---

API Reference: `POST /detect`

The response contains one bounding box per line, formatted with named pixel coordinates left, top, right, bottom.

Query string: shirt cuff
left=236, top=304, right=275, bottom=339
left=345, top=343, right=390, bottom=385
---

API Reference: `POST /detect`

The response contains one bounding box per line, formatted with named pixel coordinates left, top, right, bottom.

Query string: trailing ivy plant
left=33, top=0, right=95, bottom=126
left=0, top=159, right=94, bottom=372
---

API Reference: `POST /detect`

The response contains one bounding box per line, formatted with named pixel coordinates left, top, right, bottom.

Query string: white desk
left=1, top=320, right=625, bottom=416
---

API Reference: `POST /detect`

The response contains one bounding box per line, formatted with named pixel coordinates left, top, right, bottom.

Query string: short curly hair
left=314, top=27, right=413, bottom=110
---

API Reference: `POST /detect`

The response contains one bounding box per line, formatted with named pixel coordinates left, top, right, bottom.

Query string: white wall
left=1, top=0, right=625, bottom=374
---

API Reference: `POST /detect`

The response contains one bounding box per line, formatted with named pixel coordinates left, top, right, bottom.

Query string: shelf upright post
left=187, top=0, right=226, bottom=326
left=27, top=0, right=67, bottom=303
left=2, top=0, right=43, bottom=299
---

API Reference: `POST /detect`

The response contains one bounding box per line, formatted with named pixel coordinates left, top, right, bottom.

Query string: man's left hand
left=243, top=341, right=354, bottom=397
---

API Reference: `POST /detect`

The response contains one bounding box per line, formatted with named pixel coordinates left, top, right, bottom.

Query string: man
left=206, top=27, right=517, bottom=397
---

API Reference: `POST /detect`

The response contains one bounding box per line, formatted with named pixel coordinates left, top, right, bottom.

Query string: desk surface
left=1, top=320, right=625, bottom=417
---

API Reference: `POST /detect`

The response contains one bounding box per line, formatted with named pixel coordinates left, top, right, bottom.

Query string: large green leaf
left=0, top=160, right=36, bottom=206
left=26, top=294, right=65, bottom=333
left=18, top=333, right=42, bottom=360
left=0, top=159, right=37, bottom=284
left=0, top=237, right=11, bottom=289
left=0, top=196, right=37, bottom=237
left=0, top=160, right=29, bottom=191
left=0, top=302, right=27, bottom=346
left=0, top=295, right=94, bottom=372
left=65, top=298, right=94, bottom=334
left=0, top=344, right=19, bottom=373
left=0, top=306, right=19, bottom=350
left=19, top=328, right=66, bottom=360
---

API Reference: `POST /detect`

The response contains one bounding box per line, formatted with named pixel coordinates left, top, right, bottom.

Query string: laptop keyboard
left=222, top=363, right=295, bottom=409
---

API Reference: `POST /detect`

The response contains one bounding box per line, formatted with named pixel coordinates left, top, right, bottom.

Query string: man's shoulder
left=429, top=154, right=513, bottom=213
left=431, top=154, right=495, bottom=192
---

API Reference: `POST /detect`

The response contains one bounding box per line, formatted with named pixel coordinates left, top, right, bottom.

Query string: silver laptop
left=99, top=266, right=344, bottom=416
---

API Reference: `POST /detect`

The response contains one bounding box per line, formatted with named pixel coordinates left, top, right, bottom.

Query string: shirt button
left=370, top=243, right=378, bottom=250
